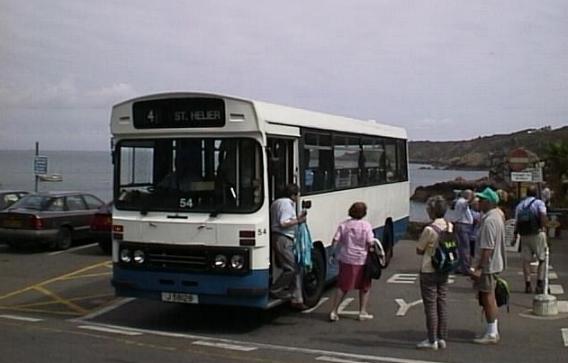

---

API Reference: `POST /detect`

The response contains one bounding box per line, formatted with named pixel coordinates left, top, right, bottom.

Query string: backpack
left=495, top=276, right=510, bottom=311
left=517, top=199, right=540, bottom=236
left=430, top=224, right=459, bottom=274
left=478, top=276, right=510, bottom=312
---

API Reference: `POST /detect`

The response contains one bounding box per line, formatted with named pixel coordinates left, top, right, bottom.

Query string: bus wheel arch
left=382, top=218, right=394, bottom=267
left=302, top=242, right=326, bottom=308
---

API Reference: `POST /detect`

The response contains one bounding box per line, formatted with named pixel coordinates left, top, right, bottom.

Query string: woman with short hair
left=416, top=195, right=453, bottom=350
left=328, top=202, right=375, bottom=322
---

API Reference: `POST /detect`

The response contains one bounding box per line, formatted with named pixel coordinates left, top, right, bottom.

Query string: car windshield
left=115, top=137, right=263, bottom=214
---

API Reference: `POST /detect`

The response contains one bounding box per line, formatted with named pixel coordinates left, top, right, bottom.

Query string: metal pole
left=544, top=245, right=550, bottom=296
left=35, top=142, right=39, bottom=193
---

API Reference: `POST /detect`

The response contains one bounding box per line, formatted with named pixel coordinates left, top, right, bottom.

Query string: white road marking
left=73, top=321, right=445, bottom=363
left=302, top=297, right=329, bottom=314
left=557, top=301, right=568, bottom=313
left=192, top=340, right=257, bottom=352
left=78, top=325, right=143, bottom=336
left=387, top=274, right=418, bottom=284
left=0, top=314, right=43, bottom=322
left=550, top=285, right=564, bottom=295
left=395, top=299, right=423, bottom=317
left=316, top=356, right=369, bottom=363
left=562, top=328, right=568, bottom=347
left=548, top=272, right=558, bottom=280
left=47, top=243, right=98, bottom=256
left=337, top=298, right=358, bottom=315
left=70, top=298, right=135, bottom=322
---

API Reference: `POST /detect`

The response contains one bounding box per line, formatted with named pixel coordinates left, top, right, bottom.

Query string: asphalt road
left=0, top=236, right=567, bottom=363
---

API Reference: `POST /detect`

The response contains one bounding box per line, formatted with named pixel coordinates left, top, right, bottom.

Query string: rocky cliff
left=409, top=126, right=568, bottom=169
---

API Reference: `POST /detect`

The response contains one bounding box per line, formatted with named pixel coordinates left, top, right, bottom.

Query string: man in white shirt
left=270, top=184, right=307, bottom=308
left=515, top=186, right=548, bottom=294
left=471, top=187, right=507, bottom=344
left=453, top=189, right=474, bottom=274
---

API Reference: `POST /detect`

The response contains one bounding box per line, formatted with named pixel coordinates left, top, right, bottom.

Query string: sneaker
left=329, top=312, right=339, bottom=322
left=357, top=312, right=374, bottom=321
left=473, top=334, right=500, bottom=344
left=416, top=339, right=438, bottom=350
left=437, top=339, right=447, bottom=349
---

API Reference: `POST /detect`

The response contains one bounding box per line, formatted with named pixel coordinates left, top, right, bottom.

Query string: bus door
left=266, top=138, right=295, bottom=202
left=266, top=137, right=297, bottom=292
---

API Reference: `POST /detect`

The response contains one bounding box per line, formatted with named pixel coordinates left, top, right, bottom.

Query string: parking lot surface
left=1, top=237, right=567, bottom=363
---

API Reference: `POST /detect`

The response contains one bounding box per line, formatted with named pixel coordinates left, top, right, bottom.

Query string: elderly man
left=453, top=189, right=474, bottom=274
left=470, top=187, right=507, bottom=344
left=515, top=185, right=549, bottom=294
left=270, top=184, right=307, bottom=308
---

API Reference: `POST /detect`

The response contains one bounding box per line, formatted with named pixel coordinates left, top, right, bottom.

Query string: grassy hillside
left=409, top=126, right=568, bottom=169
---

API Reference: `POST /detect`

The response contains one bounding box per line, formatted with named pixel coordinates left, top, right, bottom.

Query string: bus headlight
left=213, top=254, right=227, bottom=269
left=119, top=248, right=132, bottom=263
left=133, top=250, right=145, bottom=264
left=230, top=254, right=245, bottom=270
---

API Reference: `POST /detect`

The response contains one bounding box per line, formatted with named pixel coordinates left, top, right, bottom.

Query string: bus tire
left=302, top=247, right=325, bottom=308
left=382, top=220, right=394, bottom=267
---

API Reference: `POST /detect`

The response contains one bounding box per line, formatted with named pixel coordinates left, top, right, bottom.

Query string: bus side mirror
left=302, top=200, right=312, bottom=209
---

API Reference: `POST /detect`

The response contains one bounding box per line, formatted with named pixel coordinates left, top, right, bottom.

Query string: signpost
left=34, top=156, right=48, bottom=175
left=33, top=142, right=49, bottom=192
left=511, top=171, right=533, bottom=182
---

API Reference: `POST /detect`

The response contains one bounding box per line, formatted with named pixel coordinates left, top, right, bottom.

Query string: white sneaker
left=329, top=312, right=339, bottom=322
left=357, top=312, right=374, bottom=321
left=437, top=339, right=447, bottom=349
left=416, top=339, right=438, bottom=350
left=473, top=334, right=500, bottom=344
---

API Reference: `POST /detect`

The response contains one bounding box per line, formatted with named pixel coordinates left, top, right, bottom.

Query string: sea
left=0, top=151, right=487, bottom=222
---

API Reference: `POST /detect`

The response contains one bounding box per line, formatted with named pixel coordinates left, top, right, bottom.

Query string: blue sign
left=34, top=155, right=48, bottom=175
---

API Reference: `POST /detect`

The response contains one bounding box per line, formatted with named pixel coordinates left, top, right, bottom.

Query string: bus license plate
left=161, top=292, right=199, bottom=304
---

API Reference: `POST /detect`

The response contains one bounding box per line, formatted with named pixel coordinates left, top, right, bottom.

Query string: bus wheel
left=382, top=220, right=394, bottom=267
left=302, top=248, right=325, bottom=308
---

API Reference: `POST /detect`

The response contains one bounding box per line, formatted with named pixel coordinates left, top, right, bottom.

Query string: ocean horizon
left=0, top=150, right=487, bottom=221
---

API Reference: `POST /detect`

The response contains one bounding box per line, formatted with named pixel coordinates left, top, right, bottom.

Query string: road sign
left=34, top=155, right=48, bottom=175
left=508, top=148, right=530, bottom=172
left=511, top=171, right=533, bottom=182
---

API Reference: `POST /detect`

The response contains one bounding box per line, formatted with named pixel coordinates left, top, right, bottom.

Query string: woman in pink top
left=329, top=202, right=375, bottom=322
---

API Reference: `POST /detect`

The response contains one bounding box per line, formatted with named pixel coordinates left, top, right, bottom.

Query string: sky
left=1, top=0, right=567, bottom=150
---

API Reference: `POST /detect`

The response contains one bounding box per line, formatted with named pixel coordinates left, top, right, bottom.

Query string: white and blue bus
left=110, top=92, right=409, bottom=309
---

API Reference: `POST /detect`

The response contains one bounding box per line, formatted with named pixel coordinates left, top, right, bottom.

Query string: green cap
left=476, top=187, right=499, bottom=204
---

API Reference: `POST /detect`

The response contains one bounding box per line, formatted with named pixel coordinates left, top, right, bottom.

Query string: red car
left=90, top=202, right=112, bottom=254
left=0, top=191, right=104, bottom=250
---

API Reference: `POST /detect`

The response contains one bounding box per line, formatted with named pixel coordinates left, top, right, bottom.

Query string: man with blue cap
left=470, top=187, right=507, bottom=344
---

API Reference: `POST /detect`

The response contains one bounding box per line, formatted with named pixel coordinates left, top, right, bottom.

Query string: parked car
left=90, top=202, right=112, bottom=254
left=0, top=191, right=104, bottom=250
left=0, top=190, right=29, bottom=210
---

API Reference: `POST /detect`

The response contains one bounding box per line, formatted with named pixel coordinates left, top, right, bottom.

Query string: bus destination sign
left=133, top=98, right=225, bottom=129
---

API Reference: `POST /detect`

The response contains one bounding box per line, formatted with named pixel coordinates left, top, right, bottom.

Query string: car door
left=65, top=195, right=92, bottom=239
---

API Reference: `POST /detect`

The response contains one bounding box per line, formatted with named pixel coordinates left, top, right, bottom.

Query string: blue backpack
left=517, top=199, right=540, bottom=236
left=430, top=224, right=459, bottom=274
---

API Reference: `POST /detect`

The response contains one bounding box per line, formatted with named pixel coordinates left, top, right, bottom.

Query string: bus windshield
left=115, top=137, right=263, bottom=214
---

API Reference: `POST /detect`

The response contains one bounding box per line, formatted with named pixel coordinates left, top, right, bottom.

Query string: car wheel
left=56, top=227, right=73, bottom=250
left=302, top=247, right=325, bottom=308
left=98, top=240, right=111, bottom=255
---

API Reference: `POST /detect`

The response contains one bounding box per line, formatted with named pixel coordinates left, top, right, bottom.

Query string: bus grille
left=145, top=247, right=208, bottom=271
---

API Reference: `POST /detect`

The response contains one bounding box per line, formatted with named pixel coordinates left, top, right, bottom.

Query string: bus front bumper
left=112, top=265, right=270, bottom=308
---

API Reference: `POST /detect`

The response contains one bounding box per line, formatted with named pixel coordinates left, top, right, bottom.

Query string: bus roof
left=253, top=100, right=407, bottom=140
left=112, top=91, right=407, bottom=140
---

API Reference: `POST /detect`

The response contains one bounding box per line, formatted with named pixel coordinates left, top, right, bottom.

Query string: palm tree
left=544, top=141, right=568, bottom=207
